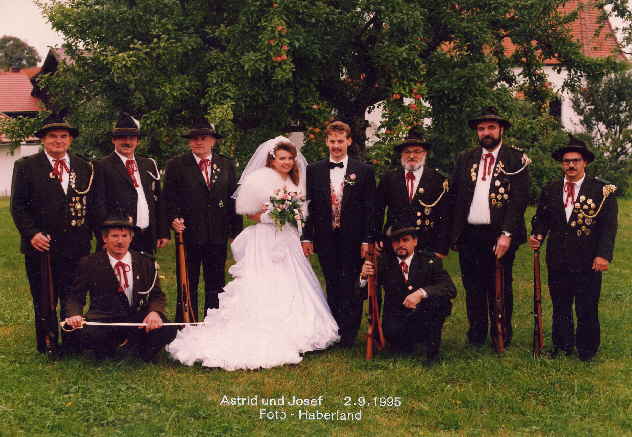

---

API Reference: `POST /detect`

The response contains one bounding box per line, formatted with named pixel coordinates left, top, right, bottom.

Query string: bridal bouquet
left=267, top=188, right=306, bottom=233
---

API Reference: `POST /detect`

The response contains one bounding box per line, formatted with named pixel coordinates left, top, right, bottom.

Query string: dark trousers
left=24, top=250, right=84, bottom=353
left=79, top=311, right=177, bottom=361
left=130, top=228, right=155, bottom=255
left=458, top=225, right=516, bottom=346
left=176, top=241, right=228, bottom=322
left=318, top=233, right=364, bottom=346
left=383, top=297, right=451, bottom=358
left=548, top=270, right=602, bottom=359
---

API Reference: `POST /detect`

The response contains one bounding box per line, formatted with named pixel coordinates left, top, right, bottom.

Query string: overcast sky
left=0, top=0, right=65, bottom=64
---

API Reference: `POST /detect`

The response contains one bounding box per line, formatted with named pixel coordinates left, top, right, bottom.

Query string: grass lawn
left=0, top=197, right=630, bottom=436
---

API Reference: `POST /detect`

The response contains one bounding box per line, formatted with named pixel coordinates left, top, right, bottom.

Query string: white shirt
left=193, top=152, right=213, bottom=186
left=467, top=144, right=501, bottom=225
left=329, top=155, right=349, bottom=198
left=115, top=151, right=150, bottom=230
left=108, top=251, right=134, bottom=306
left=359, top=253, right=428, bottom=298
left=563, top=175, right=585, bottom=221
left=45, top=152, right=70, bottom=195
left=404, top=166, right=424, bottom=199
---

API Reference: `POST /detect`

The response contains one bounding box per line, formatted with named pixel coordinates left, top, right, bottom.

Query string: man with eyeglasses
left=529, top=135, right=618, bottom=361
left=374, top=126, right=450, bottom=257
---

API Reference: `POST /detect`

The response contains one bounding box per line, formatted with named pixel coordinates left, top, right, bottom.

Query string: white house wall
left=0, top=143, right=40, bottom=197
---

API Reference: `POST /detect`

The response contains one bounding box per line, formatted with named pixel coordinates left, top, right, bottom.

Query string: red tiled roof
left=502, top=0, right=626, bottom=63
left=21, top=67, right=42, bottom=78
left=0, top=72, right=42, bottom=112
left=561, top=0, right=626, bottom=60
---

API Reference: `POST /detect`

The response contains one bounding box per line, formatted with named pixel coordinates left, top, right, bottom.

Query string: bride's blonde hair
left=266, top=141, right=300, bottom=186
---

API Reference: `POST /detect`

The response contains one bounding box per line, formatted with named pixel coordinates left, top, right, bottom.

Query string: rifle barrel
left=494, top=258, right=505, bottom=354
left=176, top=231, right=196, bottom=323
left=533, top=249, right=544, bottom=358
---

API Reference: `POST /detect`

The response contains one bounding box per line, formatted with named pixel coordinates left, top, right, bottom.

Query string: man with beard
left=359, top=219, right=456, bottom=364
left=529, top=136, right=617, bottom=361
left=63, top=216, right=177, bottom=361
left=301, top=120, right=376, bottom=347
left=94, top=113, right=169, bottom=254
left=449, top=107, right=530, bottom=349
left=374, top=126, right=450, bottom=257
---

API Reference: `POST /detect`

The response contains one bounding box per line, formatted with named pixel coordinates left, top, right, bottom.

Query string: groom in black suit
left=301, top=121, right=376, bottom=347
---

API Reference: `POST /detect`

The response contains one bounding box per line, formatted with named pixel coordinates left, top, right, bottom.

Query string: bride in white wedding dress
left=167, top=136, right=340, bottom=370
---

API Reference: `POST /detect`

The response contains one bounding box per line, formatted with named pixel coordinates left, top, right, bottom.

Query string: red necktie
left=125, top=159, right=139, bottom=188
left=482, top=153, right=494, bottom=181
left=406, top=171, right=415, bottom=202
left=114, top=261, right=130, bottom=293
left=52, top=159, right=69, bottom=181
left=199, top=158, right=211, bottom=187
left=400, top=261, right=409, bottom=278
left=564, top=182, right=575, bottom=207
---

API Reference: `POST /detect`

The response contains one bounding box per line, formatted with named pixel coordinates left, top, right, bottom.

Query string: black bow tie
left=328, top=161, right=344, bottom=169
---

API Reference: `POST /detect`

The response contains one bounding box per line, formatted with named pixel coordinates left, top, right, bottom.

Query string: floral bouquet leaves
left=267, top=188, right=306, bottom=233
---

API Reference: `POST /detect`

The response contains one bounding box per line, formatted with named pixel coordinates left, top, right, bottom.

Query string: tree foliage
left=571, top=70, right=632, bottom=194
left=31, top=0, right=619, bottom=173
left=0, top=36, right=41, bottom=70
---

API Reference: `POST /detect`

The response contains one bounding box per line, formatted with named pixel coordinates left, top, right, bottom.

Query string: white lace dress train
left=166, top=167, right=339, bottom=370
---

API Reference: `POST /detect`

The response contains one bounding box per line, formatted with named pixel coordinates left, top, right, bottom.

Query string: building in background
left=0, top=68, right=42, bottom=196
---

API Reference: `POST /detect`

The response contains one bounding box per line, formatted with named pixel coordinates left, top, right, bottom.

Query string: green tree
left=33, top=0, right=619, bottom=169
left=0, top=35, right=41, bottom=70
left=571, top=71, right=632, bottom=194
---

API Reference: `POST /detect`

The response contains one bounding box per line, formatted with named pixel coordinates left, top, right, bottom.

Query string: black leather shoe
left=577, top=350, right=595, bottom=362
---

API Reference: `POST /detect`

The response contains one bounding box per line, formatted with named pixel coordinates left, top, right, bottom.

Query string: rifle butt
left=176, top=232, right=197, bottom=323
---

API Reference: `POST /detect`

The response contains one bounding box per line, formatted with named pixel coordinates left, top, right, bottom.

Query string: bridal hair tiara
left=232, top=136, right=308, bottom=199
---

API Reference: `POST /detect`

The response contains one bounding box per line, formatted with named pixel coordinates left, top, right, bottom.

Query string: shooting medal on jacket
left=489, top=177, right=510, bottom=209
left=488, top=150, right=530, bottom=209
left=571, top=184, right=617, bottom=237
left=470, top=163, right=478, bottom=182
left=416, top=179, right=449, bottom=230
left=68, top=195, right=86, bottom=227
left=210, top=162, right=221, bottom=186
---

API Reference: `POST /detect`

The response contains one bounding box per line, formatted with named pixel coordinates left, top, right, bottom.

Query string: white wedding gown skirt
left=167, top=223, right=340, bottom=370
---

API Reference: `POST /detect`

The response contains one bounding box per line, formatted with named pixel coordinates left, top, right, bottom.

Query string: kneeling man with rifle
left=360, top=219, right=456, bottom=364
left=63, top=216, right=177, bottom=361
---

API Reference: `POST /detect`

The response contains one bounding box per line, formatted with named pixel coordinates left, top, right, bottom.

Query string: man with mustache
left=360, top=219, right=456, bottom=364
left=63, top=216, right=177, bottom=361
left=94, top=113, right=169, bottom=254
left=449, top=107, right=530, bottom=349
left=374, top=126, right=450, bottom=257
left=301, top=120, right=376, bottom=347
left=529, top=136, right=617, bottom=361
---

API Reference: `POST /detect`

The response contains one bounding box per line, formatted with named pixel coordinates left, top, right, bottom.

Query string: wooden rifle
left=175, top=231, right=196, bottom=323
left=493, top=258, right=506, bottom=354
left=40, top=250, right=58, bottom=357
left=532, top=248, right=544, bottom=358
left=366, top=243, right=385, bottom=360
